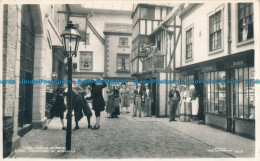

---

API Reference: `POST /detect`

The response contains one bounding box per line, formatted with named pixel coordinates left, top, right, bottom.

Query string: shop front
left=177, top=50, right=255, bottom=139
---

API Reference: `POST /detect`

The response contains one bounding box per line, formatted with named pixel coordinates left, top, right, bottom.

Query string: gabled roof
left=179, top=3, right=202, bottom=18
left=103, top=23, right=132, bottom=35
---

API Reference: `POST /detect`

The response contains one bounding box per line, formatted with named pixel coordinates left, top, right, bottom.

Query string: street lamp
left=61, top=21, right=81, bottom=150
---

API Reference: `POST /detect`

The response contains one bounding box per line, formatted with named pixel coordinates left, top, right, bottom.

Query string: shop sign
left=201, top=64, right=216, bottom=73
left=231, top=60, right=246, bottom=68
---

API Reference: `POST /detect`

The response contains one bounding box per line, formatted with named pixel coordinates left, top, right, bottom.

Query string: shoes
left=62, top=127, right=66, bottom=130
left=149, top=116, right=152, bottom=117
left=91, top=125, right=100, bottom=130
left=133, top=115, right=136, bottom=117
left=42, top=126, right=48, bottom=130
left=88, top=125, right=92, bottom=129
left=114, top=115, right=119, bottom=118
left=74, top=126, right=80, bottom=130
left=169, top=119, right=176, bottom=122
left=139, top=115, right=141, bottom=117
left=126, top=111, right=130, bottom=113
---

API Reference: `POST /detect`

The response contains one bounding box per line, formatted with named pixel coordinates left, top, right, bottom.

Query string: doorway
left=18, top=5, right=35, bottom=127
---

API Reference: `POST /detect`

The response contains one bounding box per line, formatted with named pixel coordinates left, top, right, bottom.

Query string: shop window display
left=233, top=67, right=255, bottom=119
left=203, top=71, right=226, bottom=115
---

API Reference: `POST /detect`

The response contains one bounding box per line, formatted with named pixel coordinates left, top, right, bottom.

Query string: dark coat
left=86, top=83, right=107, bottom=111
left=49, top=94, right=66, bottom=117
left=169, top=90, right=181, bottom=102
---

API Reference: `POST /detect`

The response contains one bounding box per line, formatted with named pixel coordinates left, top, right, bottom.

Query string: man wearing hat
left=169, top=84, right=180, bottom=122
left=133, top=84, right=143, bottom=117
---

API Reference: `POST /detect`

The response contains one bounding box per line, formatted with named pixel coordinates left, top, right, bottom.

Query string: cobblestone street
left=12, top=104, right=255, bottom=159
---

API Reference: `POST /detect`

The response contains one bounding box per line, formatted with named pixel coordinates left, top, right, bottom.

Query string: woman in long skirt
left=106, top=85, right=115, bottom=118
left=120, top=83, right=130, bottom=113
left=113, top=85, right=120, bottom=118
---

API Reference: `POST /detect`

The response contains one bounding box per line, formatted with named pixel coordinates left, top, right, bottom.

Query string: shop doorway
left=151, top=79, right=157, bottom=116
left=18, top=5, right=35, bottom=127
left=194, top=70, right=204, bottom=121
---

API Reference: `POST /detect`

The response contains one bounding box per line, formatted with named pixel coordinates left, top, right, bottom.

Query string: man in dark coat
left=169, top=84, right=180, bottom=122
left=86, top=80, right=107, bottom=130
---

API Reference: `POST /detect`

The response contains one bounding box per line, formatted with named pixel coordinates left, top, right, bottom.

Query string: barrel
left=3, top=116, right=14, bottom=158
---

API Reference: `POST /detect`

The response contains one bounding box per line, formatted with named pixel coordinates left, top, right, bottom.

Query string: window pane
left=238, top=106, right=243, bottom=118
left=140, top=20, right=146, bottom=34
left=147, top=20, right=152, bottom=35
left=155, top=7, right=161, bottom=19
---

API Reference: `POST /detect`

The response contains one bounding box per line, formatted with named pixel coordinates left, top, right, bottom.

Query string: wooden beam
left=57, top=11, right=93, bottom=16
left=167, top=29, right=181, bottom=67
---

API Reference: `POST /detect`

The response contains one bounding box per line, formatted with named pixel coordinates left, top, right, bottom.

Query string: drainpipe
left=227, top=3, right=233, bottom=133
left=228, top=3, right=232, bottom=55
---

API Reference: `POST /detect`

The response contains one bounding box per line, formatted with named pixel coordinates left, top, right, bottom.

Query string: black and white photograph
left=1, top=0, right=259, bottom=160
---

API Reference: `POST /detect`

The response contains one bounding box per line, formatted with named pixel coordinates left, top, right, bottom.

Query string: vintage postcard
left=1, top=0, right=259, bottom=160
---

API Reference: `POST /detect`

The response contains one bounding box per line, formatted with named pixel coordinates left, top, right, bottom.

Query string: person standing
left=42, top=87, right=66, bottom=130
left=133, top=84, right=143, bottom=117
left=86, top=80, right=107, bottom=130
left=106, top=85, right=115, bottom=118
left=179, top=85, right=188, bottom=122
left=169, top=84, right=180, bottom=122
left=120, top=83, right=130, bottom=113
left=113, top=84, right=120, bottom=118
left=144, top=84, right=152, bottom=117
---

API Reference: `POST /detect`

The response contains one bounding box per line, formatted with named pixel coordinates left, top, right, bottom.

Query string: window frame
left=203, top=71, right=227, bottom=115
left=207, top=5, right=224, bottom=55
left=116, top=53, right=130, bottom=73
left=233, top=66, right=255, bottom=120
left=237, top=3, right=254, bottom=43
left=185, top=25, right=194, bottom=61
left=119, top=37, right=129, bottom=47
left=79, top=51, right=93, bottom=70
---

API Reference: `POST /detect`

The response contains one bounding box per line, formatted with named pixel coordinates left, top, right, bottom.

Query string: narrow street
left=12, top=104, right=254, bottom=159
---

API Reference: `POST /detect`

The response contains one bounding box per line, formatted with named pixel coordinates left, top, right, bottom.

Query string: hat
left=121, top=83, right=126, bottom=85
left=189, top=85, right=195, bottom=90
left=138, top=84, right=142, bottom=87
left=172, top=84, right=177, bottom=87
left=145, top=84, right=149, bottom=86
left=181, top=85, right=186, bottom=88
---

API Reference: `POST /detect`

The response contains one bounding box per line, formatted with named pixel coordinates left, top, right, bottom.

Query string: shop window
left=117, top=54, right=130, bottom=72
left=186, top=28, right=193, bottom=60
left=238, top=3, right=254, bottom=42
left=209, top=11, right=222, bottom=51
left=203, top=71, right=226, bottom=115
left=80, top=51, right=93, bottom=70
left=233, top=67, right=255, bottom=119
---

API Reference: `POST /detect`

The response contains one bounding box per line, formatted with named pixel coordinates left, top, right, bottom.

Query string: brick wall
left=2, top=5, right=19, bottom=117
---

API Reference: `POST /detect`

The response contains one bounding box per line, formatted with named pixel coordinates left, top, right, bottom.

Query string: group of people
left=106, top=83, right=130, bottom=118
left=43, top=80, right=107, bottom=131
left=168, top=84, right=199, bottom=122
left=133, top=84, right=152, bottom=117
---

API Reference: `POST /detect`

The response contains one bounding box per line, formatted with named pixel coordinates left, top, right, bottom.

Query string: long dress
left=106, top=90, right=115, bottom=113
left=190, top=90, right=199, bottom=116
left=179, top=90, right=188, bottom=121
left=114, top=89, right=120, bottom=115
left=120, top=88, right=129, bottom=107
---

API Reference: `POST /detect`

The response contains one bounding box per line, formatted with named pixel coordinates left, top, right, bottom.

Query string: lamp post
left=61, top=21, right=81, bottom=150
